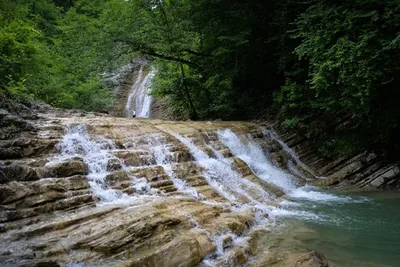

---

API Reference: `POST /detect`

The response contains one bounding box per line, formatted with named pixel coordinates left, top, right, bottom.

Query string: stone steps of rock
left=151, top=179, right=174, bottom=188
left=184, top=175, right=209, bottom=187
left=194, top=185, right=225, bottom=202
left=1, top=193, right=95, bottom=223
left=156, top=184, right=177, bottom=193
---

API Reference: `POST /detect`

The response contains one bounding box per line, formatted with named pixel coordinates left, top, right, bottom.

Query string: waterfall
left=137, top=69, right=155, bottom=118
left=47, top=125, right=125, bottom=202
left=50, top=125, right=352, bottom=208
left=125, top=66, right=155, bottom=118
left=217, top=129, right=352, bottom=203
left=146, top=134, right=201, bottom=199
left=171, top=132, right=272, bottom=206
left=261, top=127, right=323, bottom=179
left=125, top=65, right=144, bottom=117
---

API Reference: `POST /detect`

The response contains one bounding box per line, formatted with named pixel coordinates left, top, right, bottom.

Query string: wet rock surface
left=260, top=124, right=400, bottom=190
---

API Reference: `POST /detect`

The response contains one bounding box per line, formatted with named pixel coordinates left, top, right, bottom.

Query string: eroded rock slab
left=0, top=105, right=340, bottom=266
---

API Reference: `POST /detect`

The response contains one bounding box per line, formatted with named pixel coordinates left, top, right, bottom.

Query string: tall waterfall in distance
left=125, top=66, right=156, bottom=118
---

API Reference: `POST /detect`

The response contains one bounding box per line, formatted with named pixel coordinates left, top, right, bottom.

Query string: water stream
left=276, top=191, right=400, bottom=266
left=47, top=125, right=125, bottom=202
left=217, top=129, right=347, bottom=203
left=147, top=133, right=201, bottom=199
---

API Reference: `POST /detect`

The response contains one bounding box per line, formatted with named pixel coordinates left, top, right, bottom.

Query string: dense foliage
left=0, top=0, right=113, bottom=110
left=276, top=0, right=400, bottom=156
left=1, top=0, right=399, bottom=156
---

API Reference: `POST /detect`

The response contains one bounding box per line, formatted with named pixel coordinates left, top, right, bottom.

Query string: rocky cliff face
left=1, top=102, right=340, bottom=266
left=104, top=60, right=146, bottom=118
left=106, top=61, right=174, bottom=120
left=264, top=123, right=400, bottom=190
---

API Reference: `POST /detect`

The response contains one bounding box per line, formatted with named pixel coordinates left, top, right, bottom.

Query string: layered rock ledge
left=0, top=103, right=371, bottom=266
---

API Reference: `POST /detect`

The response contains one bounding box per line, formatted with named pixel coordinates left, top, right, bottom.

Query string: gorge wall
left=106, top=61, right=173, bottom=120
left=264, top=122, right=400, bottom=190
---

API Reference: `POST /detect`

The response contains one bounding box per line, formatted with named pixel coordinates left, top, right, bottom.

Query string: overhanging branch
left=114, top=39, right=204, bottom=71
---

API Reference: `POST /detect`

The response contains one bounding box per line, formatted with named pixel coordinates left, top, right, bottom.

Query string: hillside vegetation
left=1, top=0, right=399, bottom=157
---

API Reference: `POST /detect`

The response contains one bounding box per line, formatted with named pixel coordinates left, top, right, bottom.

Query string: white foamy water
left=217, top=129, right=296, bottom=191
left=261, top=127, right=322, bottom=178
left=171, top=132, right=329, bottom=224
left=147, top=134, right=201, bottom=199
left=131, top=177, right=155, bottom=195
left=47, top=125, right=125, bottom=202
left=217, top=129, right=354, bottom=203
left=171, top=133, right=272, bottom=205
left=137, top=69, right=156, bottom=118
left=125, top=66, right=155, bottom=118
left=125, top=65, right=144, bottom=117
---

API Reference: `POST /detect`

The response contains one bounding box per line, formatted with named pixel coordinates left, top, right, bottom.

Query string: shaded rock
left=0, top=147, right=22, bottom=160
left=369, top=165, right=400, bottom=188
left=150, top=97, right=176, bottom=120
left=171, top=150, right=193, bottom=163
left=256, top=251, right=283, bottom=265
left=39, top=160, right=88, bottom=178
left=34, top=262, right=60, bottom=267
left=289, top=251, right=329, bottom=267
left=0, top=175, right=89, bottom=206
left=232, top=157, right=253, bottom=177
left=0, top=169, right=5, bottom=183
left=107, top=158, right=122, bottom=171
left=222, top=235, right=233, bottom=249
left=116, top=150, right=156, bottom=166
left=219, top=148, right=233, bottom=158
left=1, top=164, right=38, bottom=183
left=271, top=152, right=286, bottom=168
left=128, top=235, right=207, bottom=267
left=0, top=182, right=30, bottom=204
left=106, top=171, right=130, bottom=188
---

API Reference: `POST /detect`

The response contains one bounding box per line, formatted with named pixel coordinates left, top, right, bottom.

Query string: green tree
left=275, top=0, right=400, bottom=156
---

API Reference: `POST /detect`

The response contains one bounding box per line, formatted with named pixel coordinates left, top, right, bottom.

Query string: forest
left=1, top=0, right=399, bottom=157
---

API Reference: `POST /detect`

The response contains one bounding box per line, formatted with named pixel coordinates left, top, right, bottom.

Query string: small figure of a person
left=132, top=110, right=136, bottom=118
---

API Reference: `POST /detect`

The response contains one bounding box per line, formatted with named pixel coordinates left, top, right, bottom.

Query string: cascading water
left=125, top=66, right=156, bottom=118
left=48, top=125, right=166, bottom=204
left=146, top=134, right=201, bottom=199
left=125, top=65, right=144, bottom=117
left=261, top=127, right=322, bottom=179
left=162, top=129, right=397, bottom=266
left=217, top=129, right=351, bottom=203
left=137, top=68, right=156, bottom=118
left=171, top=133, right=272, bottom=207
left=47, top=125, right=125, bottom=202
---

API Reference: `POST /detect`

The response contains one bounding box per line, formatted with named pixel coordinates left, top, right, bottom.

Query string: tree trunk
left=180, top=64, right=198, bottom=120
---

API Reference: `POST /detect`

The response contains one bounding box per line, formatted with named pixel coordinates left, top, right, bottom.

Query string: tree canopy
left=1, top=0, right=399, bottom=156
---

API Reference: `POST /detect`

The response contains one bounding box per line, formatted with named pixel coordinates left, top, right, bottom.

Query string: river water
left=277, top=191, right=400, bottom=266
